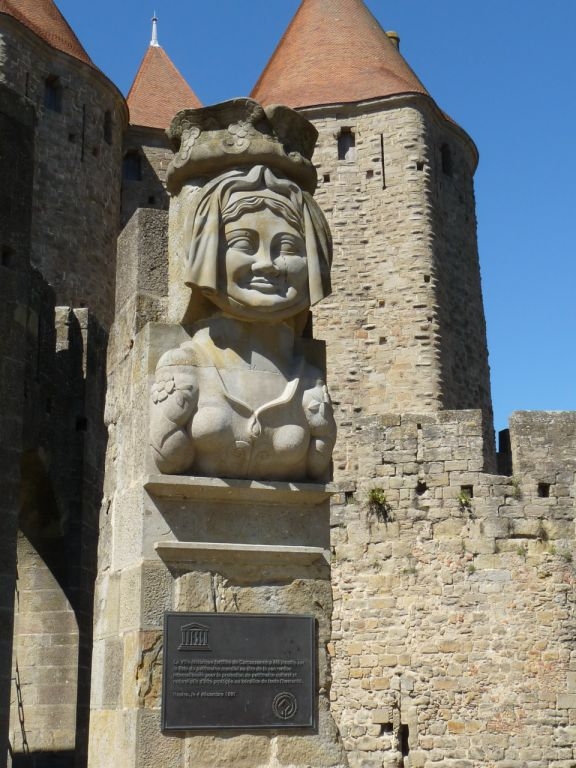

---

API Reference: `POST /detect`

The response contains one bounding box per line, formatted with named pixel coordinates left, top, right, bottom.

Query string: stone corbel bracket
left=145, top=475, right=334, bottom=569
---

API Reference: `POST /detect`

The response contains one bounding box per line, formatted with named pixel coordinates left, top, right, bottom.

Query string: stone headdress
left=166, top=98, right=319, bottom=196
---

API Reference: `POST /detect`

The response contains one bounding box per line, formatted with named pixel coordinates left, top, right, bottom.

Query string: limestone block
left=557, top=694, right=576, bottom=709
left=158, top=541, right=329, bottom=569
left=102, top=637, right=124, bottom=708
left=120, top=630, right=163, bottom=711
left=183, top=733, right=271, bottom=768
left=136, top=709, right=183, bottom=768
left=115, top=208, right=169, bottom=317
left=407, top=751, right=428, bottom=767
left=482, top=516, right=511, bottom=538
left=464, top=537, right=497, bottom=555
left=145, top=475, right=331, bottom=550
left=141, top=562, right=174, bottom=628
left=274, top=699, right=348, bottom=766
left=87, top=710, right=137, bottom=768
left=433, top=519, right=465, bottom=538
left=175, top=571, right=215, bottom=612
left=89, top=640, right=106, bottom=709
left=111, top=486, right=145, bottom=571
left=118, top=565, right=142, bottom=633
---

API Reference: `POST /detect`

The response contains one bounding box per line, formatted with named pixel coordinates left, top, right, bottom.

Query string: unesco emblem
left=178, top=622, right=211, bottom=651
left=272, top=692, right=298, bottom=720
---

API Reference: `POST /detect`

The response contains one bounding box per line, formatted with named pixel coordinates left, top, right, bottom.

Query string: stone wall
left=304, top=97, right=494, bottom=472
left=9, top=297, right=103, bottom=764
left=121, top=126, right=173, bottom=227
left=100, top=92, right=576, bottom=768
left=327, top=410, right=575, bottom=768
left=100, top=91, right=575, bottom=768
left=0, top=15, right=126, bottom=329
left=0, top=82, right=34, bottom=768
left=297, top=94, right=574, bottom=767
left=0, top=18, right=126, bottom=764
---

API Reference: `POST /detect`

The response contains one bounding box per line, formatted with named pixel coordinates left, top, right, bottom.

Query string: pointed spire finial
left=151, top=12, right=159, bottom=47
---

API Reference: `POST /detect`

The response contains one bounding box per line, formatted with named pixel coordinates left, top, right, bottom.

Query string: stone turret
left=126, top=14, right=201, bottom=131
left=0, top=0, right=126, bottom=327
left=251, top=0, right=428, bottom=107
left=122, top=16, right=202, bottom=224
left=0, top=0, right=93, bottom=66
left=252, top=0, right=495, bottom=471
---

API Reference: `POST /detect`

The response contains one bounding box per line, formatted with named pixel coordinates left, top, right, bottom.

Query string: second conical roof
left=0, top=0, right=93, bottom=66
left=127, top=45, right=202, bottom=130
left=251, top=0, right=428, bottom=108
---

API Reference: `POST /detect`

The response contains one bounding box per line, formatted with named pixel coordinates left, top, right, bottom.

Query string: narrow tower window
left=399, top=724, right=410, bottom=757
left=380, top=134, right=386, bottom=189
left=81, top=104, right=86, bottom=161
left=104, top=110, right=113, bottom=145
left=44, top=75, right=63, bottom=113
left=441, top=143, right=453, bottom=176
left=338, top=128, right=356, bottom=161
left=1, top=246, right=13, bottom=267
left=123, top=150, right=142, bottom=181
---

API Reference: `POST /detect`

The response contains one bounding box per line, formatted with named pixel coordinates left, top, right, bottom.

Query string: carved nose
left=252, top=248, right=278, bottom=275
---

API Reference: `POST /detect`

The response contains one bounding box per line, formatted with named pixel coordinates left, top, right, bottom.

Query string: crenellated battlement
left=329, top=409, right=575, bottom=765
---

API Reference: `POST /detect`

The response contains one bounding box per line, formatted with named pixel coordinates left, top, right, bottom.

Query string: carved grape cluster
left=151, top=372, right=176, bottom=404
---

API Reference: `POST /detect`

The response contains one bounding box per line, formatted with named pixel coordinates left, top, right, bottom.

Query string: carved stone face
left=210, top=202, right=310, bottom=321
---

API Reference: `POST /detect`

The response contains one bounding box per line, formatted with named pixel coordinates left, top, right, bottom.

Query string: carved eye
left=227, top=230, right=257, bottom=254
left=277, top=235, right=305, bottom=257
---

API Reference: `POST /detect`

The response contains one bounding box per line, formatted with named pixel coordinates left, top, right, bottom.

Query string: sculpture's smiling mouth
left=244, top=278, right=283, bottom=294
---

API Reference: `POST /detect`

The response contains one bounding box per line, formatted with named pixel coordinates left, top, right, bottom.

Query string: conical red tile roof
left=127, top=45, right=202, bottom=130
left=251, top=0, right=428, bottom=108
left=0, top=0, right=93, bottom=66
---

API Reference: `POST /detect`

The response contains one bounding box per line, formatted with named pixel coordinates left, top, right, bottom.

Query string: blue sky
left=57, top=0, right=576, bottom=435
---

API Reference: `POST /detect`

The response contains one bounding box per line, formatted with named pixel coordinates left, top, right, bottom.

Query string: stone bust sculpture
left=150, top=100, right=336, bottom=482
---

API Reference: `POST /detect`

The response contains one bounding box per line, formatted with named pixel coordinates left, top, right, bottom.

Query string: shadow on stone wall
left=11, top=751, right=75, bottom=768
left=11, top=277, right=107, bottom=768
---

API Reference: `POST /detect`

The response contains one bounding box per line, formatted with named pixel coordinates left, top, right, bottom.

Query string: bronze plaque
left=162, top=612, right=315, bottom=730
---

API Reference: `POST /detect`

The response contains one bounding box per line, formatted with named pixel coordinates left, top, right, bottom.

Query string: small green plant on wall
left=516, top=542, right=528, bottom=560
left=458, top=489, right=472, bottom=511
left=367, top=487, right=393, bottom=522
left=511, top=476, right=522, bottom=500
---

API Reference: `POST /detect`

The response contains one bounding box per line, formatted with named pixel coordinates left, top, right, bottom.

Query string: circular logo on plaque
left=273, top=692, right=298, bottom=720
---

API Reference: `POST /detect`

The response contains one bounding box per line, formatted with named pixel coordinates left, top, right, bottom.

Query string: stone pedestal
left=88, top=323, right=347, bottom=768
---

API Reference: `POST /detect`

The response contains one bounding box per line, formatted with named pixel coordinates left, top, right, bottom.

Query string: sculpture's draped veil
left=183, top=165, right=332, bottom=318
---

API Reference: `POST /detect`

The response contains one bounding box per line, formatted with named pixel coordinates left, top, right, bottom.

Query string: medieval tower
left=0, top=0, right=125, bottom=763
left=0, top=1, right=574, bottom=767
left=251, top=0, right=495, bottom=470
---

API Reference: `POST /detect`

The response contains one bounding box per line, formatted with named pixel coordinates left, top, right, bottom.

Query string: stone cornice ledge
left=154, top=541, right=330, bottom=566
left=144, top=474, right=335, bottom=505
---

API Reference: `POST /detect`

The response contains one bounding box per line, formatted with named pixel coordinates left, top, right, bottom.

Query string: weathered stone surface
left=92, top=130, right=346, bottom=760
left=153, top=126, right=336, bottom=482
left=328, top=408, right=576, bottom=767
left=183, top=733, right=272, bottom=768
left=0, top=81, right=34, bottom=761
left=0, top=15, right=126, bottom=329
left=309, top=103, right=494, bottom=468
left=3, top=5, right=575, bottom=766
